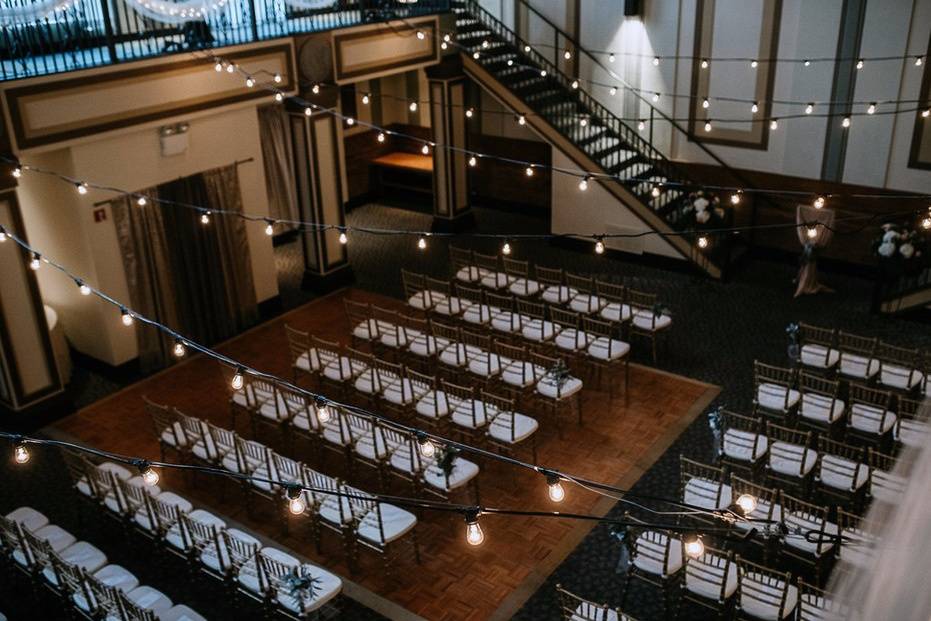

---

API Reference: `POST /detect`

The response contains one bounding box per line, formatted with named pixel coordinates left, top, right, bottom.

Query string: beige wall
left=18, top=105, right=278, bottom=366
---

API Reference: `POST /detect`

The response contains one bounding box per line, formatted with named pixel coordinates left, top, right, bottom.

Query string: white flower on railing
left=883, top=230, right=899, bottom=243
left=695, top=209, right=711, bottom=224
left=900, top=242, right=916, bottom=259
left=878, top=241, right=896, bottom=258
left=693, top=197, right=710, bottom=212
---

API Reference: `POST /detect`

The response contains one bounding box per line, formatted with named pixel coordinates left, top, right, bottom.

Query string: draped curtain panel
left=111, top=190, right=182, bottom=371
left=112, top=164, right=257, bottom=369
left=258, top=105, right=299, bottom=231
left=794, top=204, right=835, bottom=297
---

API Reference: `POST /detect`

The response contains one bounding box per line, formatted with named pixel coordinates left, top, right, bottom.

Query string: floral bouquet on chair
left=872, top=224, right=928, bottom=276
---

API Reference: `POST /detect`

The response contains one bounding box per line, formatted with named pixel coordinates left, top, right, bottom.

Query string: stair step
left=612, top=159, right=650, bottom=181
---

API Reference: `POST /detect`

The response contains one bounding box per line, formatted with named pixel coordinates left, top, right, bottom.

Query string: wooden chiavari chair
left=894, top=395, right=929, bottom=450
left=503, top=256, right=540, bottom=297
left=406, top=368, right=449, bottom=430
left=145, top=396, right=186, bottom=463
left=550, top=306, right=591, bottom=365
left=461, top=328, right=500, bottom=385
left=876, top=341, right=923, bottom=393
left=259, top=551, right=342, bottom=619
left=449, top=246, right=481, bottom=284
left=347, top=495, right=419, bottom=576
left=816, top=438, right=868, bottom=509
left=765, top=423, right=817, bottom=496
left=457, top=282, right=492, bottom=327
left=556, top=583, right=635, bottom=621
left=626, top=289, right=671, bottom=364
left=798, top=372, right=846, bottom=435
left=620, top=512, right=684, bottom=616
left=780, top=493, right=836, bottom=585
left=517, top=298, right=559, bottom=346
left=487, top=291, right=522, bottom=337
left=729, top=476, right=781, bottom=557
left=836, top=331, right=880, bottom=381
left=494, top=341, right=537, bottom=401
left=284, top=324, right=318, bottom=387
left=371, top=305, right=406, bottom=353
left=529, top=351, right=583, bottom=435
left=847, top=383, right=895, bottom=446
left=179, top=511, right=229, bottom=581
left=734, top=558, right=797, bottom=620
left=566, top=272, right=605, bottom=314
left=374, top=358, right=414, bottom=418
left=443, top=379, right=488, bottom=440
left=679, top=457, right=732, bottom=516
left=249, top=377, right=291, bottom=445
left=867, top=448, right=906, bottom=505
left=582, top=315, right=630, bottom=403
left=835, top=507, right=880, bottom=574
left=345, top=413, right=392, bottom=485
left=482, top=390, right=538, bottom=462
left=347, top=347, right=380, bottom=408
left=718, top=410, right=769, bottom=478
left=221, top=528, right=262, bottom=591
left=473, top=251, right=511, bottom=290
left=432, top=321, right=467, bottom=372
left=402, top=269, right=438, bottom=312
left=537, top=266, right=575, bottom=305
left=797, top=580, right=849, bottom=621
left=402, top=315, right=442, bottom=369
left=681, top=546, right=738, bottom=618
left=595, top=280, right=630, bottom=327
left=203, top=421, right=237, bottom=471
left=303, top=470, right=353, bottom=558
left=797, top=322, right=839, bottom=372
left=426, top=276, right=468, bottom=319
left=136, top=491, right=192, bottom=548
left=344, top=298, right=379, bottom=350
left=752, top=361, right=800, bottom=423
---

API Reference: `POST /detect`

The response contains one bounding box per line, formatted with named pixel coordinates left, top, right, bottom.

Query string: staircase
left=451, top=0, right=743, bottom=279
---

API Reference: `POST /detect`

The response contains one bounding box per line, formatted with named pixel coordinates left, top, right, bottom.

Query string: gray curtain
left=111, top=191, right=182, bottom=371
left=258, top=105, right=298, bottom=231
left=794, top=204, right=835, bottom=297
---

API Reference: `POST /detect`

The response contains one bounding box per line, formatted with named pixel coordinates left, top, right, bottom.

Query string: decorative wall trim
left=332, top=16, right=439, bottom=83
left=908, top=31, right=931, bottom=170
left=688, top=0, right=782, bottom=150
left=3, top=42, right=296, bottom=151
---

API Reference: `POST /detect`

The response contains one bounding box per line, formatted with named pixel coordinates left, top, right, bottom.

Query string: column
left=427, top=56, right=474, bottom=231
left=287, top=104, right=353, bottom=293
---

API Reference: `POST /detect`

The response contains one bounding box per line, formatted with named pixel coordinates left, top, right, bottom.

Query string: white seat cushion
left=521, top=319, right=560, bottom=342
left=93, top=564, right=139, bottom=592
left=408, top=333, right=446, bottom=357
left=632, top=310, right=672, bottom=331
left=509, top=278, right=541, bottom=296
left=555, top=328, right=593, bottom=352
left=462, top=303, right=492, bottom=325
left=321, top=356, right=359, bottom=382
left=408, top=291, right=437, bottom=310
left=126, top=585, right=173, bottom=614
left=160, top=422, right=189, bottom=448
left=455, top=266, right=484, bottom=283
left=838, top=353, right=879, bottom=379
left=600, top=302, right=631, bottom=323
left=200, top=528, right=258, bottom=573
left=450, top=399, right=491, bottom=429
left=685, top=557, right=738, bottom=601
left=739, top=573, right=798, bottom=621
left=317, top=496, right=353, bottom=526
left=468, top=353, right=501, bottom=377
left=415, top=390, right=449, bottom=419
left=44, top=541, right=107, bottom=584
left=783, top=515, right=837, bottom=556
left=569, top=294, right=605, bottom=314
left=294, top=349, right=320, bottom=373
left=818, top=454, right=868, bottom=492
left=756, top=384, right=800, bottom=412
left=480, top=272, right=511, bottom=289
left=354, top=369, right=383, bottom=395
left=487, top=413, right=538, bottom=444
left=383, top=378, right=415, bottom=405
left=536, top=375, right=583, bottom=399
left=5, top=507, right=48, bottom=532
left=357, top=504, right=417, bottom=544
left=722, top=429, right=768, bottom=463
left=34, top=524, right=78, bottom=554
left=434, top=296, right=470, bottom=316
left=896, top=419, right=930, bottom=448
left=354, top=428, right=389, bottom=461
left=849, top=403, right=896, bottom=435
left=879, top=364, right=922, bottom=390
left=134, top=492, right=193, bottom=532
left=587, top=337, right=630, bottom=361
left=632, top=531, right=683, bottom=577
left=870, top=468, right=906, bottom=504
left=800, top=344, right=839, bottom=369
left=768, top=442, right=817, bottom=478
left=799, top=393, right=845, bottom=424
left=161, top=605, right=208, bottom=621
left=500, top=359, right=539, bottom=388
left=351, top=318, right=380, bottom=341
left=490, top=310, right=522, bottom=333
left=439, top=343, right=468, bottom=367
left=423, top=458, right=480, bottom=492
left=541, top=285, right=576, bottom=305
left=572, top=602, right=619, bottom=621
left=683, top=478, right=732, bottom=510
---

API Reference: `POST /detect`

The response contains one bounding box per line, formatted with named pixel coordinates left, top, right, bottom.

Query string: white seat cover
left=200, top=528, right=258, bottom=573
left=819, top=455, right=868, bottom=492
left=600, top=303, right=631, bottom=323
left=490, top=310, right=522, bottom=333
left=632, top=309, right=672, bottom=331
left=685, top=557, right=738, bottom=600
left=783, top=515, right=837, bottom=556
left=555, top=328, right=593, bottom=352
left=870, top=468, right=906, bottom=504
left=44, top=541, right=107, bottom=584
left=409, top=333, right=445, bottom=357
left=739, top=573, right=798, bottom=620
left=35, top=524, right=78, bottom=553
left=521, top=319, right=560, bottom=342
left=683, top=477, right=732, bottom=510
left=439, top=343, right=468, bottom=367
left=569, top=294, right=605, bottom=314
left=468, top=353, right=501, bottom=377
left=5, top=506, right=48, bottom=532
left=756, top=384, right=801, bottom=412
left=587, top=337, right=630, bottom=361
left=415, top=390, right=449, bottom=419
left=318, top=496, right=354, bottom=526
left=160, top=422, right=189, bottom=448
left=768, top=442, right=817, bottom=478
left=572, top=602, right=619, bottom=621
left=799, top=393, right=845, bottom=424
left=451, top=400, right=491, bottom=429
left=351, top=318, right=380, bottom=341
left=434, top=296, right=471, bottom=316
left=161, top=604, right=208, bottom=621
left=126, top=585, right=173, bottom=614
left=896, top=419, right=930, bottom=448
left=294, top=349, right=320, bottom=373
left=383, top=378, right=415, bottom=405
left=722, top=429, right=768, bottom=463
left=500, top=359, right=538, bottom=388
left=134, top=492, right=193, bottom=531
left=849, top=403, right=896, bottom=435
left=541, top=285, right=577, bottom=304
left=839, top=353, right=879, bottom=379
left=462, top=303, right=492, bottom=325
left=509, top=278, right=540, bottom=296
left=879, top=364, right=921, bottom=390
left=354, top=369, right=383, bottom=395
left=488, top=413, right=538, bottom=443
left=423, top=458, right=480, bottom=491
left=456, top=266, right=484, bottom=283
left=407, top=291, right=435, bottom=310
left=800, top=344, right=839, bottom=369
left=537, top=375, right=583, bottom=399
left=480, top=272, right=511, bottom=289
left=632, top=531, right=683, bottom=577
left=357, top=504, right=417, bottom=544
left=93, top=564, right=139, bottom=592
left=734, top=501, right=783, bottom=531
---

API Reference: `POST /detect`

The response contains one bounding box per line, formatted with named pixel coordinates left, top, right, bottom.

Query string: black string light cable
left=0, top=225, right=766, bottom=530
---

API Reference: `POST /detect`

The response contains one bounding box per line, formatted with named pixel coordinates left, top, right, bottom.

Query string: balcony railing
left=0, top=0, right=449, bottom=81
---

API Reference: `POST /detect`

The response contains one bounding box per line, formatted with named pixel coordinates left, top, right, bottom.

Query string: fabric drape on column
left=111, top=191, right=182, bottom=371
left=257, top=105, right=298, bottom=231
left=794, top=204, right=835, bottom=297
left=202, top=164, right=259, bottom=330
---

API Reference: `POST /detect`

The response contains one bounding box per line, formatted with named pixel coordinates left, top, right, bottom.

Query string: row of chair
left=1, top=503, right=205, bottom=621
left=131, top=402, right=420, bottom=579
left=402, top=266, right=671, bottom=363
left=753, top=361, right=929, bottom=448
left=796, top=321, right=929, bottom=394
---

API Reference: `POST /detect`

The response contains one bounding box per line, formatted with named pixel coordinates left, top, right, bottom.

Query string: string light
left=735, top=493, right=757, bottom=515
left=245, top=77, right=254, bottom=88
left=120, top=307, right=134, bottom=326
left=751, top=102, right=759, bottom=114
left=12, top=166, right=21, bottom=178
left=200, top=211, right=211, bottom=224
left=702, top=98, right=710, bottom=109
left=315, top=397, right=331, bottom=424
left=136, top=196, right=147, bottom=206
left=923, top=109, right=930, bottom=118
left=473, top=51, right=480, bottom=60
left=409, top=101, right=418, bottom=112
left=564, top=50, right=571, bottom=60
left=421, top=143, right=430, bottom=155
left=417, top=432, right=436, bottom=458
left=286, top=485, right=306, bottom=515
left=546, top=474, right=566, bottom=503
left=540, top=70, right=547, bottom=77
left=377, top=132, right=386, bottom=143
left=226, top=63, right=235, bottom=73
left=651, top=184, right=662, bottom=198
left=803, top=59, right=810, bottom=67
left=609, top=86, right=617, bottom=96
left=465, top=108, right=474, bottom=119
left=465, top=510, right=485, bottom=546
left=922, top=217, right=931, bottom=230
left=856, top=59, right=864, bottom=70
left=501, top=240, right=512, bottom=256
left=417, top=236, right=427, bottom=250
left=338, top=231, right=348, bottom=245
left=578, top=176, right=589, bottom=192
left=481, top=40, right=489, bottom=49
left=684, top=535, right=704, bottom=558
left=770, top=119, right=778, bottom=130
left=214, top=61, right=223, bottom=72
left=13, top=440, right=29, bottom=465
left=652, top=56, right=660, bottom=66
left=652, top=92, right=660, bottom=102
left=750, top=60, right=758, bottom=68
left=76, top=182, right=88, bottom=195
left=594, top=236, right=605, bottom=254
left=231, top=366, right=245, bottom=391
left=264, top=220, right=274, bottom=236
left=0, top=227, right=6, bottom=242
left=805, top=103, right=813, bottom=114
left=304, top=107, right=312, bottom=116
left=524, top=45, right=531, bottom=53
left=731, top=191, right=742, bottom=205
left=704, top=121, right=712, bottom=132
left=842, top=116, right=851, bottom=128
left=525, top=166, right=534, bottom=177
left=579, top=116, right=588, bottom=127
left=29, top=252, right=41, bottom=270
left=700, top=59, right=709, bottom=69
left=916, top=56, right=924, bottom=67
left=638, top=120, right=646, bottom=131
left=139, top=461, right=160, bottom=486
left=608, top=53, right=615, bottom=63
left=468, top=156, right=477, bottom=167
left=311, top=84, right=320, bottom=95
left=273, top=73, right=282, bottom=83
left=806, top=226, right=818, bottom=239
left=361, top=93, right=370, bottom=105
left=697, top=236, right=709, bottom=249
left=571, top=80, right=579, bottom=89
left=867, top=103, right=876, bottom=115
left=517, top=114, right=526, bottom=125
left=814, top=195, right=826, bottom=209
left=76, top=279, right=91, bottom=296
left=416, top=30, right=425, bottom=40
left=173, top=338, right=186, bottom=358
left=345, top=117, right=355, bottom=126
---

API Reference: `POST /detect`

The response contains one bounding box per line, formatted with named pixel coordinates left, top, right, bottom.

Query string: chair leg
left=624, top=359, right=630, bottom=407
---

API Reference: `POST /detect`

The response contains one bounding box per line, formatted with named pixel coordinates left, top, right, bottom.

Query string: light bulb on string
left=813, top=195, right=826, bottom=209
left=638, top=120, right=646, bottom=131
left=377, top=132, right=386, bottom=143
left=867, top=103, right=876, bottom=115
left=139, top=462, right=159, bottom=486
left=0, top=228, right=7, bottom=242
left=441, top=42, right=448, bottom=50
left=704, top=121, right=712, bottom=132
left=245, top=77, right=255, bottom=88
left=12, top=166, right=21, bottom=178
left=571, top=80, right=579, bottom=89
left=287, top=485, right=306, bottom=515
left=608, top=53, right=615, bottom=63
left=468, top=155, right=477, bottom=167
left=651, top=184, right=661, bottom=198
left=361, top=93, right=370, bottom=105
left=594, top=236, right=605, bottom=254
left=473, top=51, right=480, bottom=60
left=173, top=339, right=186, bottom=358
left=736, top=493, right=757, bottom=515
left=684, top=535, right=704, bottom=558
left=501, top=240, right=512, bottom=256
left=700, top=59, right=709, bottom=69
left=305, top=107, right=313, bottom=116
left=465, top=510, right=484, bottom=546
left=418, top=236, right=427, bottom=250
left=13, top=440, right=29, bottom=465
left=578, top=176, right=589, bottom=192
left=805, top=103, right=813, bottom=114
left=525, top=166, right=534, bottom=177
left=564, top=50, right=571, bottom=60
left=770, top=119, right=779, bottom=130
left=274, top=92, right=284, bottom=102
left=922, top=217, right=931, bottom=230
left=315, top=398, right=331, bottom=424
left=803, top=59, right=811, bottom=67
left=923, top=109, right=930, bottom=118
left=842, top=116, right=851, bottom=128
left=409, top=101, right=418, bottom=112
left=76, top=279, right=91, bottom=296
left=524, top=45, right=531, bottom=53
left=311, top=83, right=320, bottom=94
left=697, top=236, right=709, bottom=249
left=443, top=34, right=451, bottom=43
left=652, top=92, right=660, bottom=102
left=76, top=182, right=88, bottom=195
left=120, top=307, right=134, bottom=326
left=546, top=474, right=566, bottom=503
left=136, top=196, right=147, bottom=206
left=345, top=117, right=355, bottom=126
left=481, top=40, right=489, bottom=49
left=200, top=211, right=211, bottom=225
left=916, top=56, right=924, bottom=67
left=730, top=191, right=742, bottom=205
left=750, top=60, right=758, bottom=68
left=273, top=73, right=282, bottom=83
left=265, top=220, right=275, bottom=236
left=751, top=102, right=759, bottom=114
left=29, top=253, right=41, bottom=271
left=579, top=116, right=588, bottom=127
left=506, top=59, right=512, bottom=66
left=338, top=230, right=348, bottom=245
left=609, top=86, right=617, bottom=96
left=465, top=108, right=474, bottom=119
left=231, top=366, right=245, bottom=391
left=701, top=98, right=710, bottom=109
left=652, top=56, right=660, bottom=66
left=417, top=432, right=436, bottom=458
left=807, top=226, right=818, bottom=239
left=226, top=63, right=235, bottom=73
left=416, top=30, right=425, bottom=40
left=214, top=61, right=223, bottom=72
left=421, top=143, right=430, bottom=155
left=517, top=114, right=526, bottom=126
left=856, top=59, right=864, bottom=70
left=540, top=70, right=547, bottom=77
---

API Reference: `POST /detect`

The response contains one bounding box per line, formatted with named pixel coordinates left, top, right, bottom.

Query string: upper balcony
left=0, top=0, right=449, bottom=82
